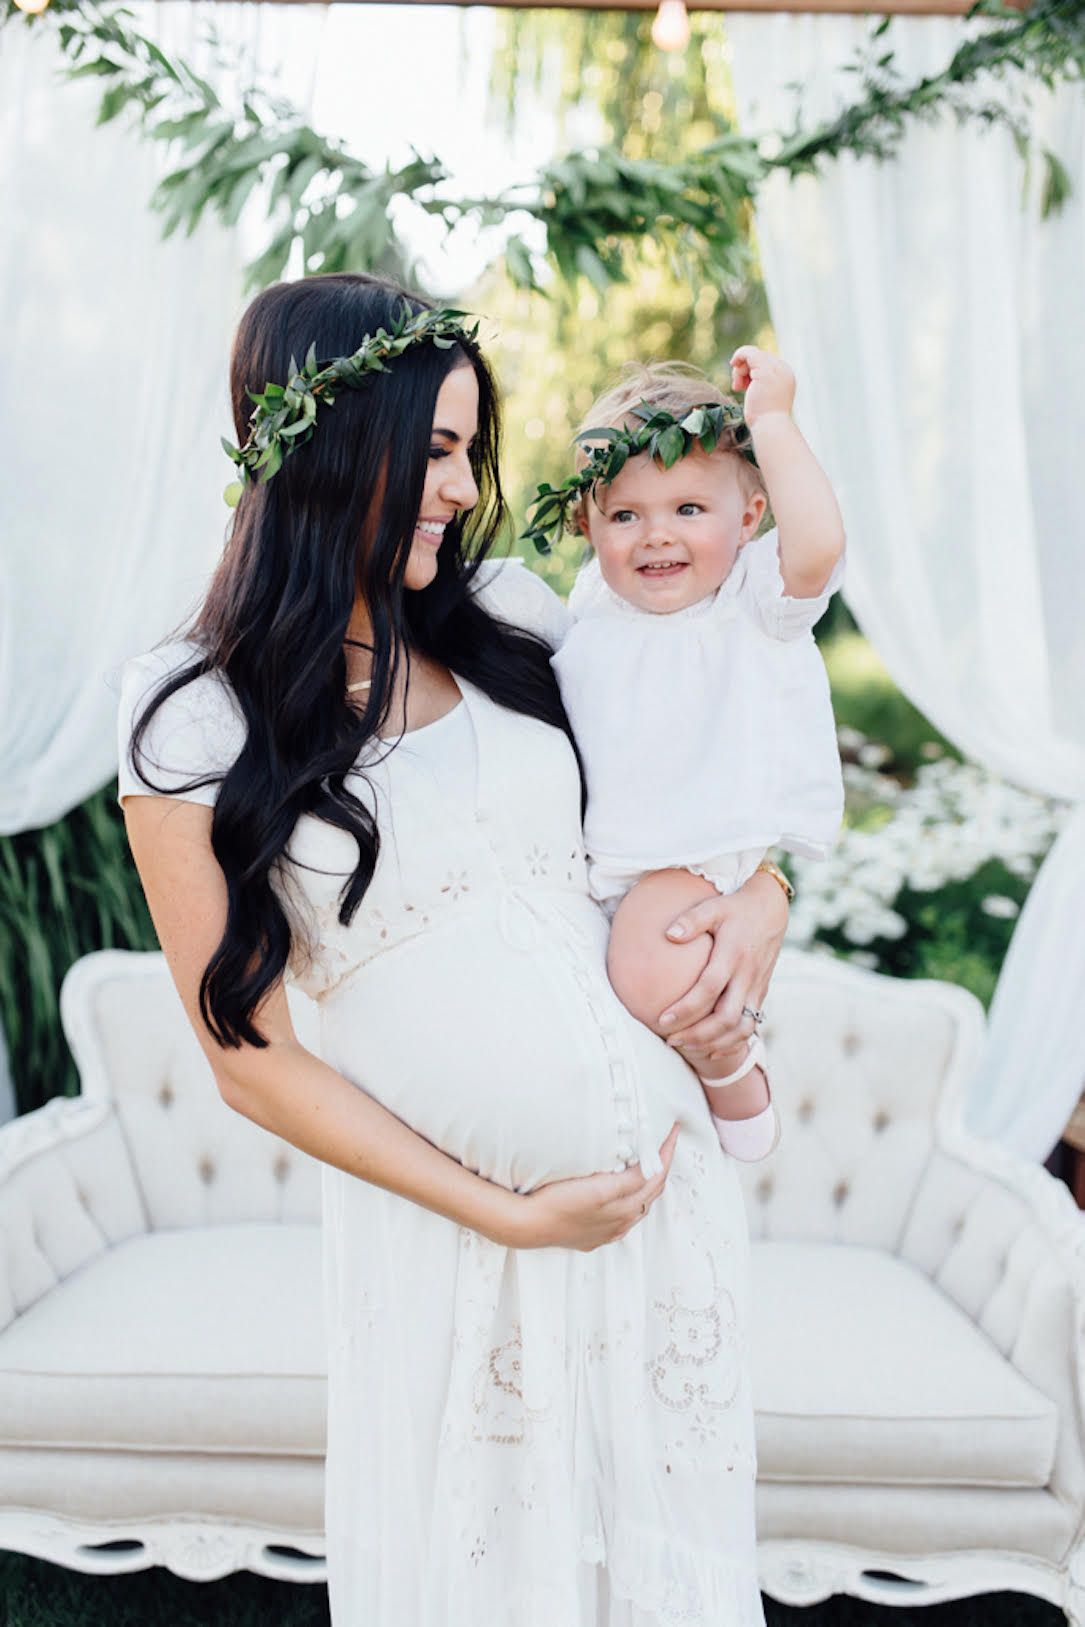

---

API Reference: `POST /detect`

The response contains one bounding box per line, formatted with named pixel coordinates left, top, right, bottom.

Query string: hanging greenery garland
left=3, top=0, right=1082, bottom=295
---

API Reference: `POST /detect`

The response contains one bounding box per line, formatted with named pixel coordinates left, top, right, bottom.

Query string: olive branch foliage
left=522, top=400, right=756, bottom=553
left=3, top=0, right=1082, bottom=299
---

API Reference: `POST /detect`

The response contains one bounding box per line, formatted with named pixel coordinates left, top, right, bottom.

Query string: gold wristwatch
left=756, top=858, right=796, bottom=903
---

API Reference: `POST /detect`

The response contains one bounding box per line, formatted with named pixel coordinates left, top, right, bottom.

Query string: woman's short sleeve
left=470, top=557, right=572, bottom=649
left=114, top=643, right=246, bottom=810
left=740, top=526, right=846, bottom=642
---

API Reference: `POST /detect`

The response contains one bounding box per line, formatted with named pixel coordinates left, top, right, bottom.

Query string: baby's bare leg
left=606, top=869, right=769, bottom=1124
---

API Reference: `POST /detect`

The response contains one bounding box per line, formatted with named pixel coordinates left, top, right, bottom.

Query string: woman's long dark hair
left=129, top=272, right=581, bottom=1051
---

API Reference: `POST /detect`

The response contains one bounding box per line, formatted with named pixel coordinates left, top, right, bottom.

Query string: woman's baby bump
left=317, top=912, right=699, bottom=1194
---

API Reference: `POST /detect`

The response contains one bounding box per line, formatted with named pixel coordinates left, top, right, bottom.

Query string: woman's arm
left=656, top=867, right=790, bottom=1063
left=122, top=794, right=670, bottom=1251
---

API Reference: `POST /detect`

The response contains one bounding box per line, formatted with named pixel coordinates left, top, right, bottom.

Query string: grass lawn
left=0, top=1554, right=1066, bottom=1626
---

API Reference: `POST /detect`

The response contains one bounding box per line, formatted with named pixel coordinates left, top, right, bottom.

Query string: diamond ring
left=741, top=1005, right=766, bottom=1025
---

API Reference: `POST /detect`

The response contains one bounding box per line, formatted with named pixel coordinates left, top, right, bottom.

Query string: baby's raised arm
left=730, top=345, right=845, bottom=598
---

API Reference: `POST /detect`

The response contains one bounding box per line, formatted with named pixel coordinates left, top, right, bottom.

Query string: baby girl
left=533, top=348, right=846, bottom=1162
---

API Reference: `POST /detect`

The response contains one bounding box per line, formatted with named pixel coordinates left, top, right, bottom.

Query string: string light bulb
left=13, top=0, right=52, bottom=13
left=651, top=0, right=690, bottom=52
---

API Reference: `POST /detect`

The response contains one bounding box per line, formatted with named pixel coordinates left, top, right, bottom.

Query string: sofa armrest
left=0, top=1095, right=148, bottom=1334
left=899, top=1120, right=1085, bottom=1537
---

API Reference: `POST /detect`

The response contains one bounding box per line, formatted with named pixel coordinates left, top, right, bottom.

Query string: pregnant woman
left=116, top=272, right=789, bottom=1626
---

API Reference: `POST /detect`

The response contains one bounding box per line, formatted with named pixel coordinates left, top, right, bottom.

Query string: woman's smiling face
left=404, top=361, right=481, bottom=591
left=579, top=445, right=766, bottom=613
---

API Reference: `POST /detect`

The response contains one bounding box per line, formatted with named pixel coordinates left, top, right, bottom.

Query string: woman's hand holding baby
left=658, top=869, right=788, bottom=1062
left=729, top=345, right=795, bottom=429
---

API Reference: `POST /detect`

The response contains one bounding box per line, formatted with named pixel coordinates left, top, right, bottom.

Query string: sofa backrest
left=735, top=948, right=987, bottom=1254
left=55, top=947, right=987, bottom=1253
left=0, top=1095, right=147, bottom=1332
left=59, top=950, right=323, bottom=1229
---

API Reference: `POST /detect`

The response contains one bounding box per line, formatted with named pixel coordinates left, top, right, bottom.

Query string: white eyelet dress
left=113, top=559, right=765, bottom=1627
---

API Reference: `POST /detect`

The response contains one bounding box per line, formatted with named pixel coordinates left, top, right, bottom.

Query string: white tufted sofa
left=1, top=948, right=1083, bottom=1620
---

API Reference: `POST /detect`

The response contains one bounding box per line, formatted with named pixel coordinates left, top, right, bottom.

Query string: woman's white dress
left=114, top=560, right=765, bottom=1627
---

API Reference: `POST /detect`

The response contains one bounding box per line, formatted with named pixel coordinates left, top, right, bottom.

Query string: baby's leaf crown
left=522, top=399, right=758, bottom=555
left=221, top=303, right=480, bottom=508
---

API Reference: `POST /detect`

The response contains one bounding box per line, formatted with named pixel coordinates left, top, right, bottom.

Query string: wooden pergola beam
left=255, top=0, right=1027, bottom=13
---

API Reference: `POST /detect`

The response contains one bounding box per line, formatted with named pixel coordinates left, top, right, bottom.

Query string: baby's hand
left=729, top=346, right=795, bottom=429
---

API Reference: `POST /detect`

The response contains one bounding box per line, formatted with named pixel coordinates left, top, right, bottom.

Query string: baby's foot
left=698, top=1036, right=779, bottom=1162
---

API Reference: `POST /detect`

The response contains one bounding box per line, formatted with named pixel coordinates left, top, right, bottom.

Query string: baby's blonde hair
left=573, top=359, right=768, bottom=526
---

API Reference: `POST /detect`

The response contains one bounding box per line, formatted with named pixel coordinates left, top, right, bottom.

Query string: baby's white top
left=550, top=525, right=845, bottom=874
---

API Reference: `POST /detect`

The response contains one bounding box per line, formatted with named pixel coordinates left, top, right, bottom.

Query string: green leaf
left=655, top=425, right=686, bottom=468
left=96, top=84, right=134, bottom=127
left=220, top=164, right=263, bottom=228
left=1040, top=147, right=1072, bottom=217
left=150, top=109, right=209, bottom=143
left=139, top=37, right=181, bottom=83
left=64, top=57, right=120, bottom=82
left=574, top=426, right=621, bottom=445
left=285, top=152, right=325, bottom=213
left=574, top=242, right=613, bottom=296
left=504, top=233, right=538, bottom=290
left=258, top=441, right=284, bottom=480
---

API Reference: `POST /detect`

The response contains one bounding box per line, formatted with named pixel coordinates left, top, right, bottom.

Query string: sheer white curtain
left=725, top=14, right=1085, bottom=1159
left=0, top=1, right=327, bottom=836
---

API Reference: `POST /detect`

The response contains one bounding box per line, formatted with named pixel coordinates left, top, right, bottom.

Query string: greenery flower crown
left=521, top=400, right=759, bottom=555
left=220, top=303, right=480, bottom=507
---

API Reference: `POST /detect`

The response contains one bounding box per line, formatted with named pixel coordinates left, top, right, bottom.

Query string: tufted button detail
left=872, top=1109, right=891, bottom=1133
left=198, top=1155, right=216, bottom=1185
left=74, top=1186, right=88, bottom=1208
left=756, top=1175, right=774, bottom=1203
left=272, top=1153, right=290, bottom=1183
left=832, top=1178, right=850, bottom=1207
left=952, top=1214, right=966, bottom=1239
left=797, top=1098, right=814, bottom=1125
left=842, top=1032, right=862, bottom=1056
left=158, top=1083, right=175, bottom=1109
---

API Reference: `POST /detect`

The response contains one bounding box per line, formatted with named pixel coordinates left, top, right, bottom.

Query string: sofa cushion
left=0, top=1224, right=325, bottom=1455
left=751, top=1241, right=1057, bottom=1488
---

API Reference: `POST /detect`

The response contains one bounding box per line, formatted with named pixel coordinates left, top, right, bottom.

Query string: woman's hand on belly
left=502, top=1121, right=679, bottom=1252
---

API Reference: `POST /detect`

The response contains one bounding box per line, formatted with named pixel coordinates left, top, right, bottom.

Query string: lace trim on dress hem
left=590, top=1516, right=764, bottom=1627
